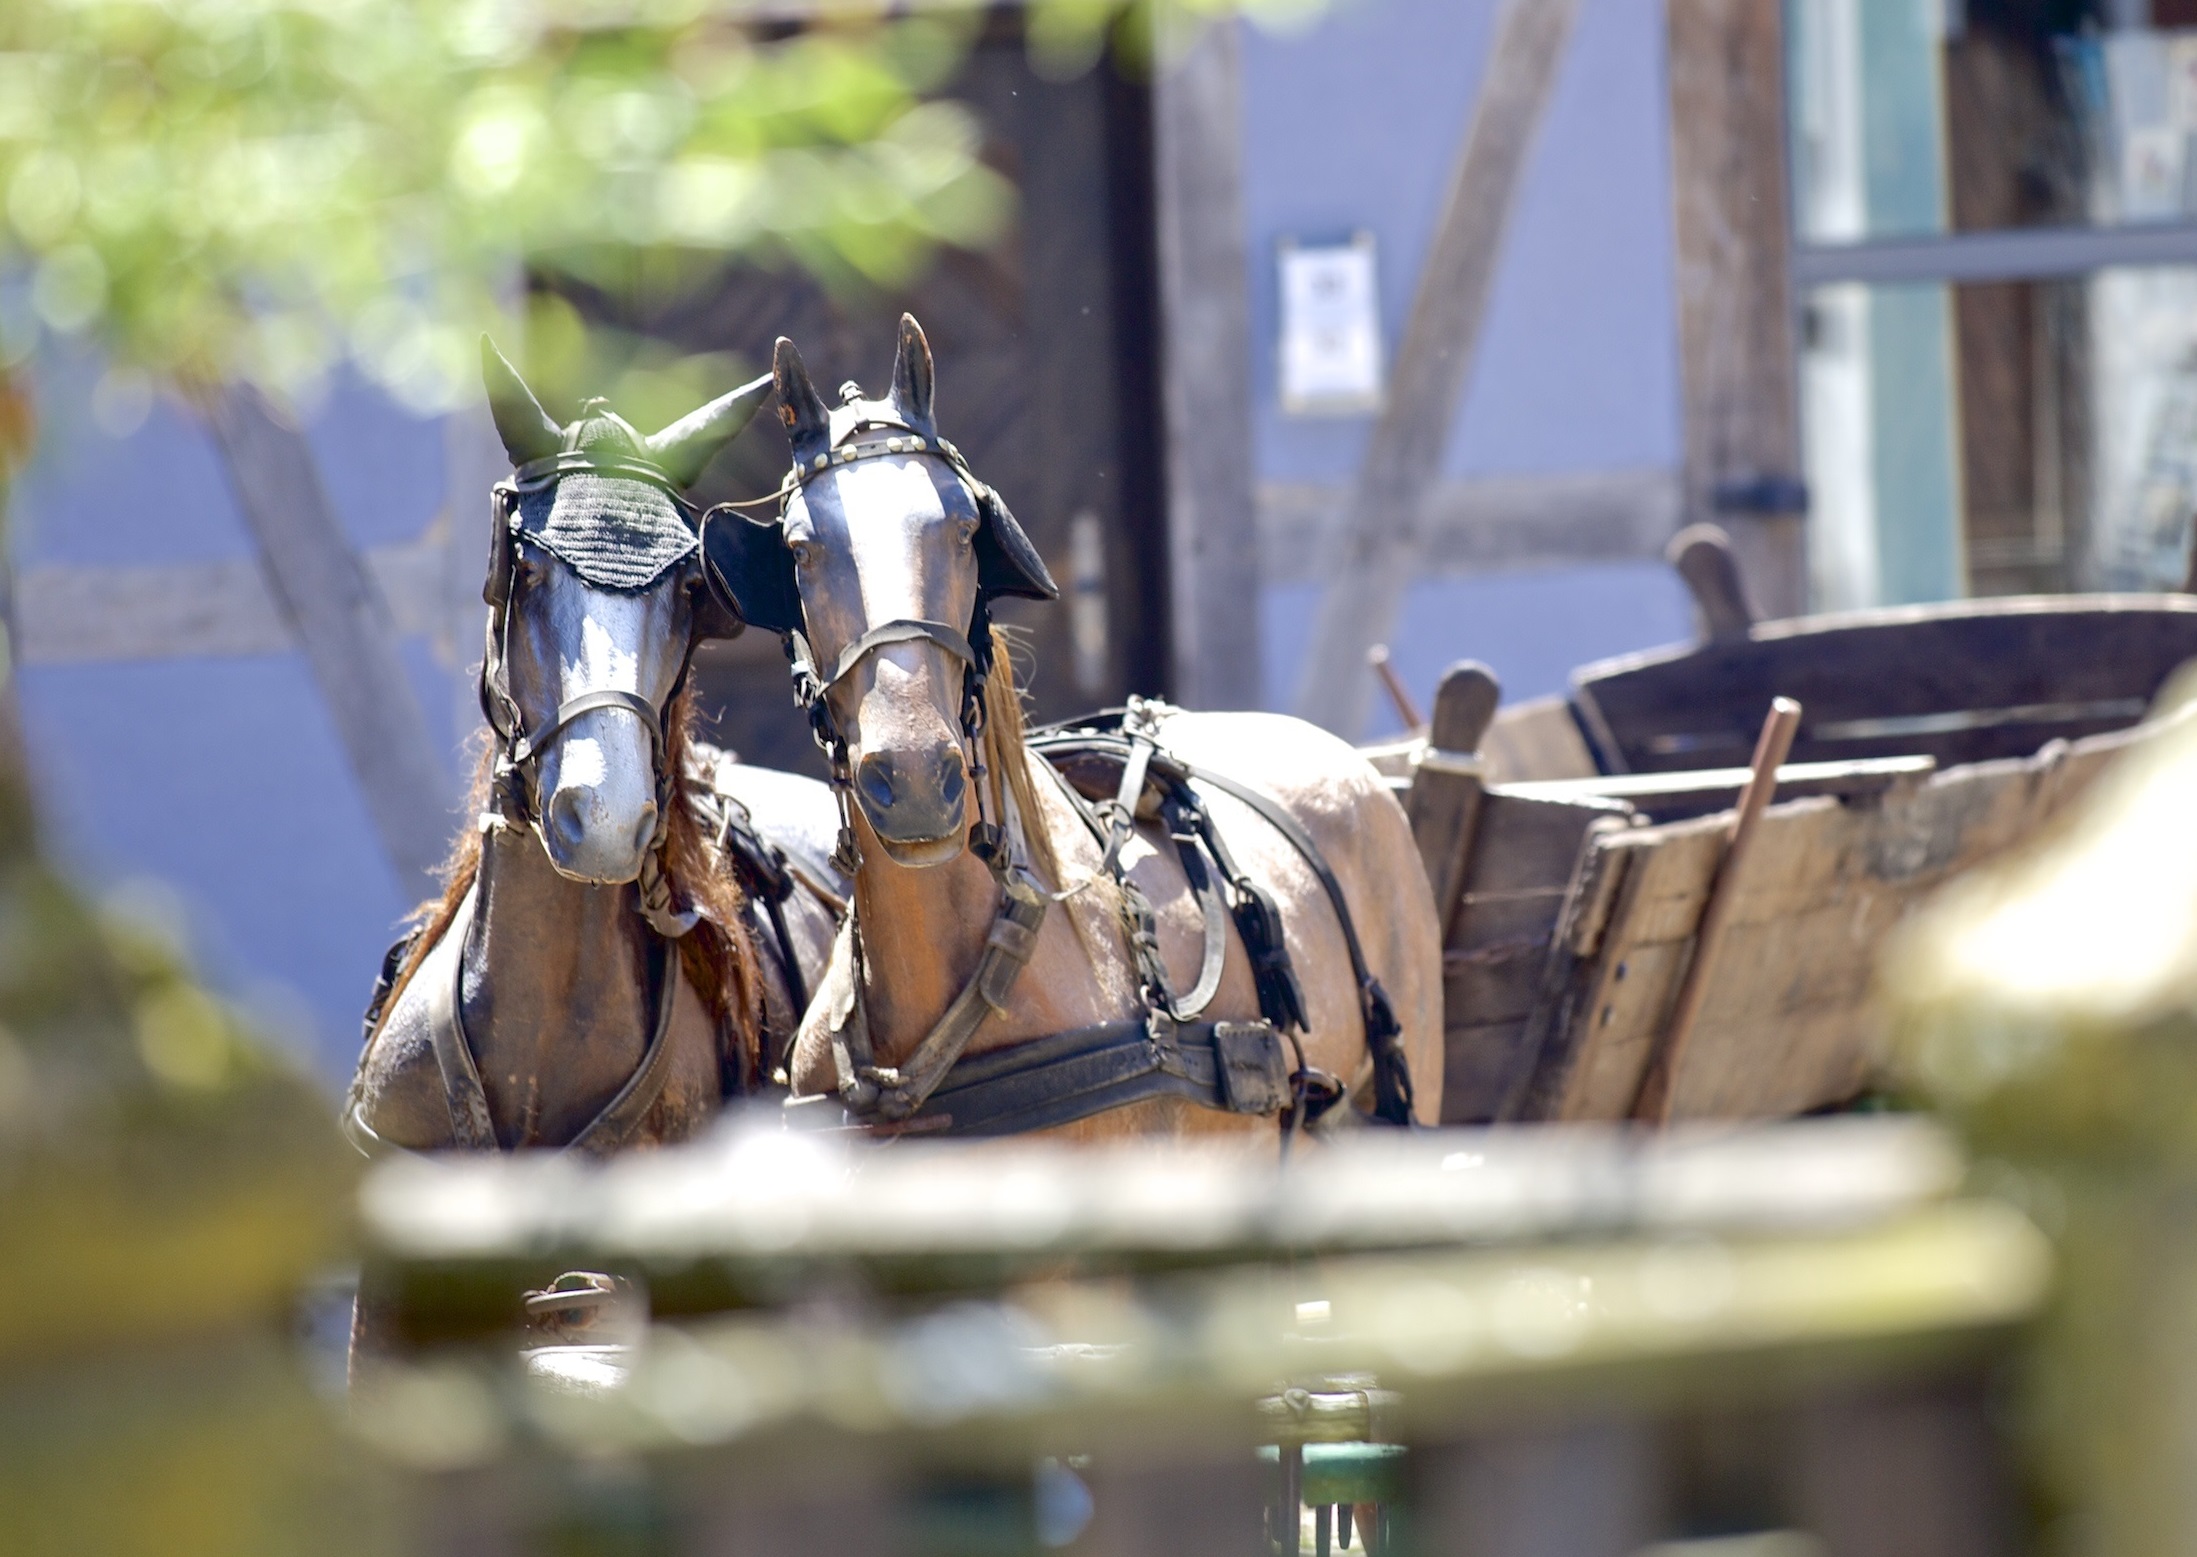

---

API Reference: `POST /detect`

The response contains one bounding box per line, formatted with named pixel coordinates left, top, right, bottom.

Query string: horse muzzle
left=540, top=784, right=659, bottom=884
left=852, top=746, right=968, bottom=863
left=535, top=714, right=664, bottom=884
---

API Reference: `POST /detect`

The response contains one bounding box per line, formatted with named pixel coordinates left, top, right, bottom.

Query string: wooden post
left=1294, top=0, right=1583, bottom=737
left=1152, top=17, right=1262, bottom=711
left=1667, top=523, right=1757, bottom=641
left=1630, top=696, right=1801, bottom=1124
left=1406, top=661, right=1501, bottom=943
left=1666, top=0, right=1809, bottom=619
left=202, top=383, right=453, bottom=890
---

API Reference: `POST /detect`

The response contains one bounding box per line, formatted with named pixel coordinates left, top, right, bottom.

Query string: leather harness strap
left=511, top=687, right=665, bottom=770
left=825, top=845, right=1052, bottom=1122
left=911, top=1019, right=1293, bottom=1137
left=1173, top=764, right=1415, bottom=1125
left=345, top=882, right=686, bottom=1157
left=805, top=618, right=977, bottom=695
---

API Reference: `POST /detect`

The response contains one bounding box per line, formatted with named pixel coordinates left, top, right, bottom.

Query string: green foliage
left=0, top=0, right=1013, bottom=410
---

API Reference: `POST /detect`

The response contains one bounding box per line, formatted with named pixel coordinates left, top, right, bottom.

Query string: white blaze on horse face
left=789, top=450, right=980, bottom=861
left=509, top=549, right=691, bottom=885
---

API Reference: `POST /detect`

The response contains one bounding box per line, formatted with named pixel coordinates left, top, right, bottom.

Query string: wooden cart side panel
left=1438, top=790, right=1630, bottom=1123
left=1528, top=719, right=2151, bottom=1123
left=1482, top=695, right=1600, bottom=784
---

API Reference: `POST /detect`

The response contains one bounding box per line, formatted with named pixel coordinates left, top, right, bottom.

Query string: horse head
left=480, top=338, right=769, bottom=884
left=700, top=315, right=1056, bottom=868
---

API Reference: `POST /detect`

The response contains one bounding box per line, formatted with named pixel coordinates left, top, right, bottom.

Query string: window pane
left=1788, top=0, right=2197, bottom=243
left=1801, top=264, right=2197, bottom=608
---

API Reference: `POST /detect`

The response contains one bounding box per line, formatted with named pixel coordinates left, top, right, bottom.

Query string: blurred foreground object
left=1891, top=672, right=2197, bottom=1557
left=352, top=1116, right=2044, bottom=1554
left=0, top=661, right=372, bottom=1546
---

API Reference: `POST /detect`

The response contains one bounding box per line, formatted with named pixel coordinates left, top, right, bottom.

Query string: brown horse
left=703, top=317, right=1442, bottom=1138
left=346, top=341, right=841, bottom=1158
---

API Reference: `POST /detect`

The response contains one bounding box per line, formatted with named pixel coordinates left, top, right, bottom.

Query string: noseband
left=480, top=453, right=699, bottom=939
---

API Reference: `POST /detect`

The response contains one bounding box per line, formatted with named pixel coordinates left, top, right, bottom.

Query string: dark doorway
left=548, top=17, right=1170, bottom=775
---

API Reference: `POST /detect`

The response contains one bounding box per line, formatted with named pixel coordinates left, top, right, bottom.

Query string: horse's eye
left=789, top=536, right=820, bottom=568
left=953, top=516, right=979, bottom=548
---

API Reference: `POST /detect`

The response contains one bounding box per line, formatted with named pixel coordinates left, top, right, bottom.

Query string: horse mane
left=367, top=685, right=765, bottom=1085
left=980, top=627, right=1062, bottom=889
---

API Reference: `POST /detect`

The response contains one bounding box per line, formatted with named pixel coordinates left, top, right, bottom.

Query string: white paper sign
left=1279, top=233, right=1383, bottom=415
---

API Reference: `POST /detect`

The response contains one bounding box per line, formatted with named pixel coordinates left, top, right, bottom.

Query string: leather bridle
left=771, top=423, right=1007, bottom=869
left=480, top=453, right=700, bottom=940
left=767, top=422, right=1052, bottom=1123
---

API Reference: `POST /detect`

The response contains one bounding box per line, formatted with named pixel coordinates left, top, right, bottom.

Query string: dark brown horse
left=346, top=342, right=841, bottom=1159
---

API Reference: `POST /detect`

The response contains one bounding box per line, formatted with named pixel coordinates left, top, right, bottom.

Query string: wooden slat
left=1406, top=661, right=1501, bottom=942
left=1665, top=0, right=1807, bottom=618
left=1439, top=788, right=1630, bottom=1124
left=1482, top=695, right=1598, bottom=784
left=1630, top=696, right=1801, bottom=1124
left=202, top=384, right=453, bottom=890
left=14, top=542, right=456, bottom=667
left=1152, top=16, right=1261, bottom=711
left=1295, top=0, right=1583, bottom=736
left=1501, top=755, right=1935, bottom=822
left=1572, top=595, right=2197, bottom=773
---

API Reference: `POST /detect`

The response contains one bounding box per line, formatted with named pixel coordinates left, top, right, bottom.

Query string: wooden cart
left=1377, top=537, right=2197, bottom=1125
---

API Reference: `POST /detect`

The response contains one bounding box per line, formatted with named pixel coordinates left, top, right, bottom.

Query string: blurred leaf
left=0, top=0, right=1013, bottom=407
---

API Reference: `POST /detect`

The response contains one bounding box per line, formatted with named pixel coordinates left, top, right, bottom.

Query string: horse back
left=1137, top=709, right=1445, bottom=1125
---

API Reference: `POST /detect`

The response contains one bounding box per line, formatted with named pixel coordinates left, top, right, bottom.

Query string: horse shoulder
left=1153, top=710, right=1446, bottom=1123
left=350, top=930, right=466, bottom=1152
left=1153, top=710, right=1410, bottom=858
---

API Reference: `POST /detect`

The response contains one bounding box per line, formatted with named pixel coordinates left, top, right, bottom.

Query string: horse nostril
left=857, top=754, right=898, bottom=815
left=936, top=751, right=967, bottom=812
left=546, top=787, right=588, bottom=854
left=630, top=802, right=659, bottom=857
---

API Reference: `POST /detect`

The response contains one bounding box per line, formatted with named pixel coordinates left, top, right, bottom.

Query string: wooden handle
left=1667, top=523, right=1756, bottom=641
left=1630, top=696, right=1800, bottom=1125
left=1427, top=660, right=1500, bottom=754
left=1369, top=645, right=1426, bottom=730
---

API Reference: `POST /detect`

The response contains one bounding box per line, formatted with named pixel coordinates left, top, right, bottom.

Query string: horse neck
left=464, top=821, right=655, bottom=1146
left=848, top=815, right=1010, bottom=1067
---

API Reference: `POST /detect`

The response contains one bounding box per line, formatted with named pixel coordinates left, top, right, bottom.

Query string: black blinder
left=483, top=492, right=517, bottom=608
left=974, top=488, right=1059, bottom=603
left=699, top=505, right=804, bottom=635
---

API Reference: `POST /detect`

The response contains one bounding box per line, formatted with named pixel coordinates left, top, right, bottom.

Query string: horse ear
left=645, top=372, right=772, bottom=488
left=975, top=488, right=1059, bottom=603
left=889, top=313, right=937, bottom=441
left=699, top=507, right=804, bottom=636
left=773, top=337, right=832, bottom=466
left=481, top=336, right=561, bottom=467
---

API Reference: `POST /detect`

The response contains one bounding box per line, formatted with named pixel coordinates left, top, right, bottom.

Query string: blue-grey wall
left=1240, top=0, right=1694, bottom=729
left=11, top=350, right=467, bottom=1085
